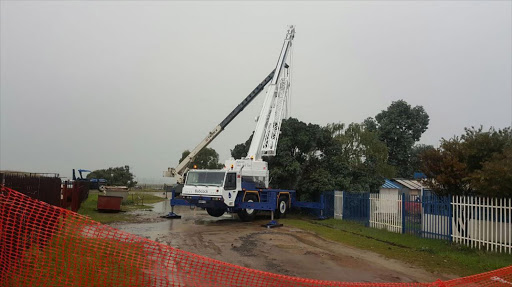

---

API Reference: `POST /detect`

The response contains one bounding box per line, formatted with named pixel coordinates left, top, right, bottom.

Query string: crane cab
left=181, top=169, right=241, bottom=208
left=181, top=158, right=270, bottom=208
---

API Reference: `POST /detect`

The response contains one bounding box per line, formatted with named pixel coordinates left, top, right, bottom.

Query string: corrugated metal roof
left=394, top=179, right=425, bottom=190
left=381, top=179, right=401, bottom=189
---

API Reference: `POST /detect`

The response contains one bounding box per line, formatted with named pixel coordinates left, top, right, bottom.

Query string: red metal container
left=97, top=195, right=122, bottom=212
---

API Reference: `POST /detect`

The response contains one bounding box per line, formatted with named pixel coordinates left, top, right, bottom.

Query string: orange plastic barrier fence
left=1, top=186, right=511, bottom=287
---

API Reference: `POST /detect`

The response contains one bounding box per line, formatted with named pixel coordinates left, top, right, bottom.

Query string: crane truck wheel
left=275, top=196, right=289, bottom=219
left=237, top=194, right=259, bottom=222
left=206, top=208, right=226, bottom=217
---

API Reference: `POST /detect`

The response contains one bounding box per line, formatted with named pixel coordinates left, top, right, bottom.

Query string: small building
left=378, top=179, right=403, bottom=213
left=379, top=179, right=402, bottom=197
left=378, top=178, right=426, bottom=200
left=393, top=179, right=425, bottom=198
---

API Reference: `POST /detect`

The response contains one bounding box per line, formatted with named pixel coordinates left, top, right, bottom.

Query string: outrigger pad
left=262, top=220, right=283, bottom=228
left=160, top=212, right=182, bottom=219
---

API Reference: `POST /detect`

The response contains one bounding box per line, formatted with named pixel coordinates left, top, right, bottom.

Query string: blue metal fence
left=342, top=192, right=370, bottom=226
left=304, top=191, right=335, bottom=218
left=322, top=191, right=335, bottom=218
left=340, top=191, right=452, bottom=241
left=422, top=193, right=452, bottom=240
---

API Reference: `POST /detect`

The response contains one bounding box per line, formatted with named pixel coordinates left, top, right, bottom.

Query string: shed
left=378, top=178, right=426, bottom=199
left=393, top=179, right=425, bottom=198
left=378, top=179, right=402, bottom=213
left=379, top=179, right=401, bottom=196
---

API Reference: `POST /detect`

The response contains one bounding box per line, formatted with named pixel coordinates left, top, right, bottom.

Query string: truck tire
left=206, top=208, right=226, bottom=217
left=237, top=194, right=259, bottom=222
left=275, top=196, right=288, bottom=219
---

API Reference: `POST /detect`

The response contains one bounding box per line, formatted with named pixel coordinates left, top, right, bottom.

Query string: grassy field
left=7, top=228, right=153, bottom=287
left=281, top=218, right=512, bottom=276
left=78, top=191, right=166, bottom=223
left=131, top=188, right=168, bottom=193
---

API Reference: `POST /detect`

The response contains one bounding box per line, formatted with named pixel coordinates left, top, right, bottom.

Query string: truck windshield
left=186, top=171, right=225, bottom=186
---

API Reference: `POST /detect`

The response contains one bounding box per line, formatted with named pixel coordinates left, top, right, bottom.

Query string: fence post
left=320, top=193, right=325, bottom=219
left=341, top=191, right=344, bottom=220
left=366, top=192, right=370, bottom=227
left=342, top=191, right=346, bottom=220
left=449, top=195, right=453, bottom=242
left=402, top=192, right=406, bottom=234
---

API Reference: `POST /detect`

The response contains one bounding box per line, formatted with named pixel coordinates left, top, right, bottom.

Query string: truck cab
left=181, top=169, right=241, bottom=211
left=181, top=159, right=278, bottom=219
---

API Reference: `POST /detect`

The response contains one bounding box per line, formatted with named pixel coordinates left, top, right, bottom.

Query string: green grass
left=131, top=188, right=166, bottom=193
left=78, top=192, right=166, bottom=223
left=7, top=227, right=153, bottom=286
left=281, top=218, right=512, bottom=276
left=125, top=192, right=167, bottom=205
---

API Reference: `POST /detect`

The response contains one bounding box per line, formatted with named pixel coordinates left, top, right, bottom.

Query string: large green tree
left=180, top=147, right=224, bottom=170
left=420, top=127, right=512, bottom=197
left=230, top=118, right=394, bottom=200
left=230, top=118, right=335, bottom=199
left=87, top=165, right=137, bottom=187
left=460, top=126, right=512, bottom=172
left=270, top=118, right=334, bottom=199
left=367, top=100, right=429, bottom=177
left=326, top=122, right=395, bottom=193
left=470, top=146, right=512, bottom=198
left=420, top=139, right=469, bottom=196
left=410, top=144, right=435, bottom=176
left=230, top=133, right=253, bottom=160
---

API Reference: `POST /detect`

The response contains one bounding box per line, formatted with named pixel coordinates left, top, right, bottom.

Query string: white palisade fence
left=452, top=196, right=511, bottom=254
left=369, top=193, right=402, bottom=233
left=334, top=191, right=512, bottom=254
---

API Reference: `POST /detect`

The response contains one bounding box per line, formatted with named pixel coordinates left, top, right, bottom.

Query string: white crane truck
left=163, top=26, right=325, bottom=226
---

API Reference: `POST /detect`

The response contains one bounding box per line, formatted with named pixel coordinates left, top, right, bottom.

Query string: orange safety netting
left=0, top=186, right=511, bottom=287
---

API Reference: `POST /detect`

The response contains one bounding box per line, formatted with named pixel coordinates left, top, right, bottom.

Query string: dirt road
left=109, top=199, right=453, bottom=283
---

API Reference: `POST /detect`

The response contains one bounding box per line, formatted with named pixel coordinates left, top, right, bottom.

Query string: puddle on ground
left=151, top=200, right=170, bottom=213
left=111, top=200, right=243, bottom=240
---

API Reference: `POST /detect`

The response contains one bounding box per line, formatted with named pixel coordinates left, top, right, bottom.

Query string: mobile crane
left=164, top=26, right=326, bottom=225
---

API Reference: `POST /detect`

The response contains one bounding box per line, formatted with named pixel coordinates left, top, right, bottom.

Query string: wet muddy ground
left=109, top=195, right=453, bottom=283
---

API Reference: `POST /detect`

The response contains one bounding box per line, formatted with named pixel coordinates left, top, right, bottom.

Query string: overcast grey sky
left=1, top=1, right=511, bottom=182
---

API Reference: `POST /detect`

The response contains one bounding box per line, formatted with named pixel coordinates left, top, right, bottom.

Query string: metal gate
left=422, top=193, right=451, bottom=240
left=402, top=194, right=422, bottom=235
left=342, top=192, right=370, bottom=225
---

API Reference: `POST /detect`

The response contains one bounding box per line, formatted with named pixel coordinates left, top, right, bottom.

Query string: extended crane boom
left=221, top=25, right=294, bottom=189
left=246, top=25, right=294, bottom=160
left=164, top=69, right=276, bottom=184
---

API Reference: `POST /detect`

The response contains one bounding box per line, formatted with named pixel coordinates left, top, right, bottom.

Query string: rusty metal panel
left=71, top=181, right=90, bottom=212
left=97, top=195, right=122, bottom=212
left=61, top=180, right=90, bottom=212
left=0, top=171, right=62, bottom=207
left=61, top=181, right=73, bottom=209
